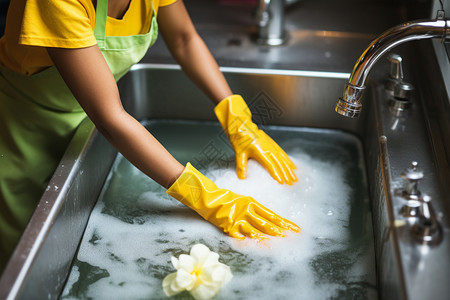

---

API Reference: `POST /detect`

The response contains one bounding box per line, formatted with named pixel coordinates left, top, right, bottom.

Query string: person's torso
left=0, top=0, right=172, bottom=76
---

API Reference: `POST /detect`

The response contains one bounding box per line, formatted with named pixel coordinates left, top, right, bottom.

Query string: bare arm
left=47, top=46, right=184, bottom=188
left=157, top=0, right=232, bottom=104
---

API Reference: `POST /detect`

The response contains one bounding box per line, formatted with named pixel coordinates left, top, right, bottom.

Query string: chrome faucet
left=255, top=0, right=288, bottom=46
left=335, top=11, right=450, bottom=118
left=412, top=194, right=442, bottom=244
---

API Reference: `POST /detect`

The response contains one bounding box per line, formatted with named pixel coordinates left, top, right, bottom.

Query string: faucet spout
left=256, top=0, right=271, bottom=27
left=336, top=12, right=450, bottom=118
left=255, top=0, right=288, bottom=46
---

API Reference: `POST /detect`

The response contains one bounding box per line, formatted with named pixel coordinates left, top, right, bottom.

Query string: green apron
left=0, top=0, right=159, bottom=272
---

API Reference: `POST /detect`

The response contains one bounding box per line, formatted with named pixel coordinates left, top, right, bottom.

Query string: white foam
left=61, top=150, right=376, bottom=300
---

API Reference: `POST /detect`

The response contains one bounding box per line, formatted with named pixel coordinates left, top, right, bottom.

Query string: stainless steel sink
left=1, top=48, right=450, bottom=299
left=0, top=64, right=372, bottom=299
left=2, top=1, right=450, bottom=298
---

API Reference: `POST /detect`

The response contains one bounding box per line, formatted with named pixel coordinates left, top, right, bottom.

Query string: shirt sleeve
left=19, top=0, right=97, bottom=48
left=159, top=0, right=179, bottom=7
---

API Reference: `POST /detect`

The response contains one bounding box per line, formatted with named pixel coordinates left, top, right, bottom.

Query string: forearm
left=158, top=1, right=232, bottom=104
left=97, top=112, right=184, bottom=188
left=169, top=34, right=231, bottom=104
left=48, top=46, right=184, bottom=189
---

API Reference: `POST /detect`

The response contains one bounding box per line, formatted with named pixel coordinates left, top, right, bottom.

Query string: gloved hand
left=166, top=163, right=300, bottom=241
left=214, top=95, right=297, bottom=185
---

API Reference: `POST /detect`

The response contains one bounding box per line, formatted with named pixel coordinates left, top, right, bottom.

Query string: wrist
left=165, top=164, right=185, bottom=189
left=214, top=94, right=252, bottom=129
left=166, top=162, right=216, bottom=204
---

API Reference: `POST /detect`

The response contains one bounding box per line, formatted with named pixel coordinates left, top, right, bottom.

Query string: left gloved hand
left=214, top=95, right=297, bottom=185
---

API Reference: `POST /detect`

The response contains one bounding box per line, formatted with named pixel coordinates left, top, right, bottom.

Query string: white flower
left=162, top=244, right=233, bottom=299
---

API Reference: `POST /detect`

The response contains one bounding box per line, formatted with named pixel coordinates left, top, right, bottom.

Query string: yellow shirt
left=0, top=0, right=177, bottom=75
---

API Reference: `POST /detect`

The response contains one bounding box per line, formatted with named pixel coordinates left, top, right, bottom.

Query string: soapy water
left=60, top=121, right=377, bottom=300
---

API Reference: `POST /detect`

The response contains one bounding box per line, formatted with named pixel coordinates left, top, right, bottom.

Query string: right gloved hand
left=166, top=163, right=300, bottom=241
left=214, top=95, right=297, bottom=185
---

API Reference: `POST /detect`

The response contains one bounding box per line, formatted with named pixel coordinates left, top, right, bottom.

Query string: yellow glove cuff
left=166, top=163, right=217, bottom=215
left=214, top=94, right=252, bottom=130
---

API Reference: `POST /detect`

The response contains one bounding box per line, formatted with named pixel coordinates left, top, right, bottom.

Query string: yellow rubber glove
left=166, top=163, right=300, bottom=241
left=214, top=95, right=298, bottom=185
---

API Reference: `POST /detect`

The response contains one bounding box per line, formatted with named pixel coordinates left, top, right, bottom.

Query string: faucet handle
left=387, top=53, right=404, bottom=80
left=393, top=82, right=414, bottom=100
left=401, top=161, right=423, bottom=198
left=385, top=53, right=404, bottom=95
left=411, top=194, right=442, bottom=245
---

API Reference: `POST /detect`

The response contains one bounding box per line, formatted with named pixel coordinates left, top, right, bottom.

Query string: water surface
left=61, top=120, right=377, bottom=300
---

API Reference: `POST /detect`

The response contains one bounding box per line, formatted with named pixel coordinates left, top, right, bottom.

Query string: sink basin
left=1, top=57, right=449, bottom=300
left=60, top=120, right=376, bottom=300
